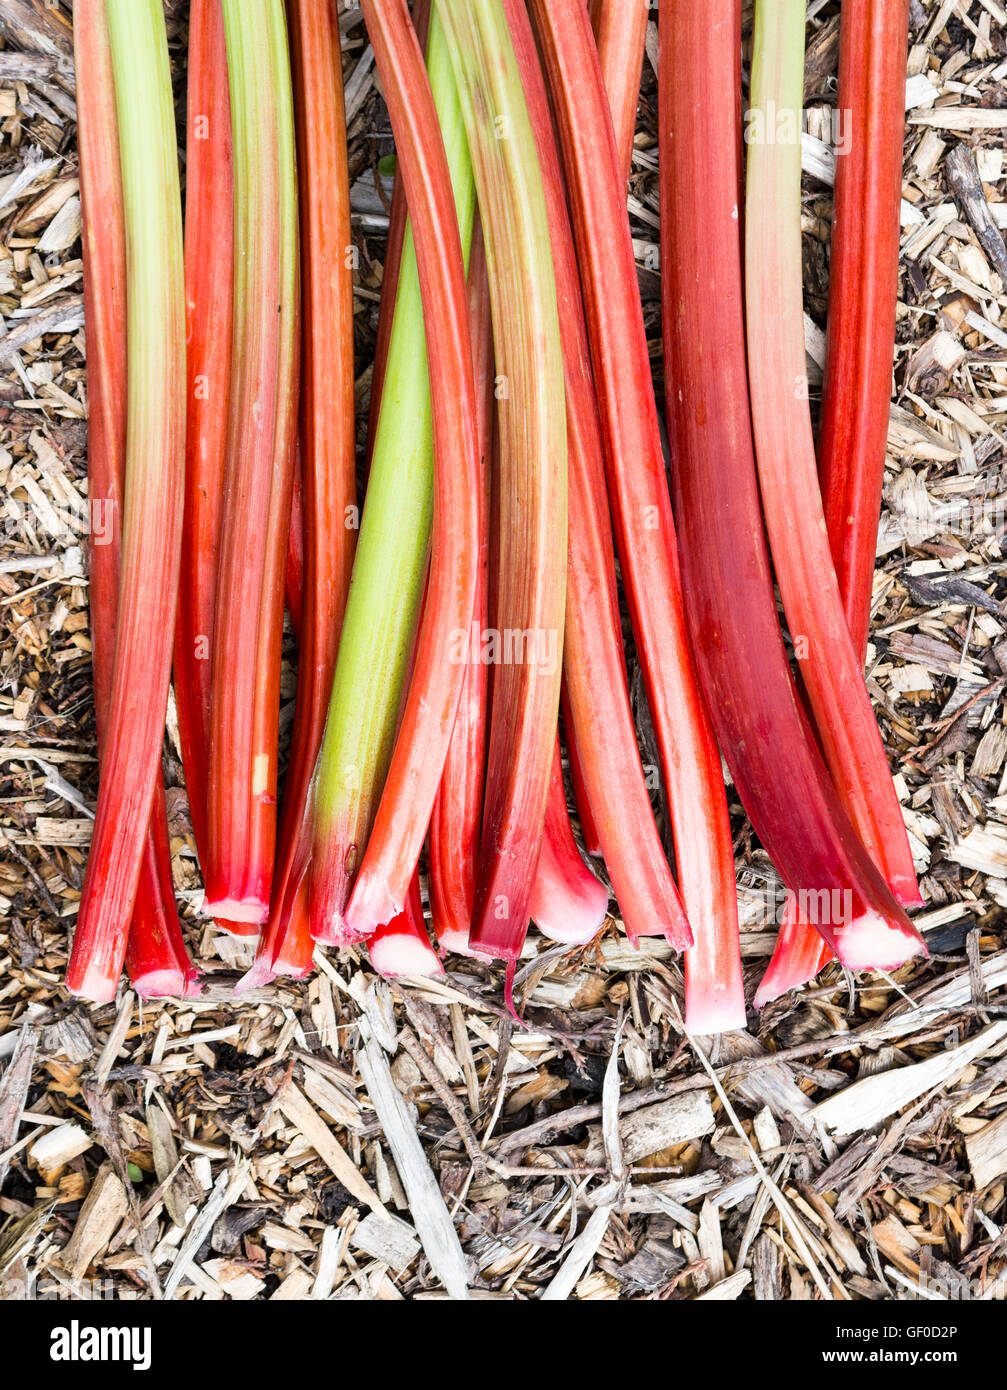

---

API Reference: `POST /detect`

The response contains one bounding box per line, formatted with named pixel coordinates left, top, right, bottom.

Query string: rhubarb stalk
left=428, top=223, right=494, bottom=956
left=205, top=0, right=299, bottom=927
left=242, top=0, right=358, bottom=987
left=365, top=0, right=432, bottom=467
left=745, top=0, right=921, bottom=911
left=818, top=0, right=910, bottom=664
left=589, top=0, right=648, bottom=181
left=529, top=1, right=741, bottom=1003
left=659, top=0, right=925, bottom=974
left=339, top=0, right=479, bottom=936
left=309, top=11, right=476, bottom=944
left=368, top=870, right=443, bottom=979
left=529, top=740, right=608, bottom=947
left=435, top=0, right=568, bottom=963
left=505, top=0, right=700, bottom=975
left=754, top=0, right=915, bottom=1006
left=74, top=0, right=195, bottom=1001
left=67, top=0, right=186, bottom=1002
left=174, top=0, right=233, bottom=891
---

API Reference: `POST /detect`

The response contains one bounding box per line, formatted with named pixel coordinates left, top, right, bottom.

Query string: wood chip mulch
left=0, top=0, right=1005, bottom=1303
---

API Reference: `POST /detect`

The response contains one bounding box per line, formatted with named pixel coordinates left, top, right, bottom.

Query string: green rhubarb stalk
left=309, top=11, right=475, bottom=944
left=66, top=0, right=185, bottom=1002
left=436, top=0, right=568, bottom=962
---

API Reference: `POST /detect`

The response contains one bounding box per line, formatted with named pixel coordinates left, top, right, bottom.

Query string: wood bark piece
left=944, top=141, right=1007, bottom=286
left=356, top=1011, right=470, bottom=1301
left=811, top=1021, right=1007, bottom=1135
left=0, top=1024, right=37, bottom=1189
left=58, top=1160, right=127, bottom=1279
left=965, top=1109, right=1007, bottom=1191
left=584, top=1091, right=715, bottom=1166
left=277, top=1080, right=385, bottom=1214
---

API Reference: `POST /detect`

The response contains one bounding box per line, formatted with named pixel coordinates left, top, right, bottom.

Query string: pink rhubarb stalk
left=744, top=0, right=921, bottom=912
left=505, top=0, right=701, bottom=976
left=659, top=0, right=925, bottom=976
left=529, top=0, right=742, bottom=1006
left=243, top=0, right=357, bottom=987
left=204, top=0, right=300, bottom=927
left=529, top=740, right=609, bottom=947
left=342, top=0, right=479, bottom=936
left=589, top=0, right=648, bottom=181
left=437, top=0, right=568, bottom=963
left=67, top=0, right=187, bottom=1002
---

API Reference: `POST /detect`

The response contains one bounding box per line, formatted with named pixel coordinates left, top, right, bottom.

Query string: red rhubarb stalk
left=67, top=0, right=186, bottom=1002
left=530, top=1, right=742, bottom=1006
left=307, top=15, right=475, bottom=947
left=368, top=871, right=443, bottom=979
left=659, top=0, right=925, bottom=975
left=364, top=0, right=431, bottom=467
left=429, top=223, right=494, bottom=956
left=437, top=0, right=569, bottom=963
left=755, top=0, right=914, bottom=1006
left=74, top=0, right=195, bottom=1002
left=205, top=0, right=300, bottom=927
left=589, top=0, right=648, bottom=180
left=745, top=0, right=921, bottom=911
left=285, top=443, right=304, bottom=633
left=529, top=740, right=608, bottom=947
left=342, top=0, right=479, bottom=936
left=243, top=0, right=357, bottom=988
left=819, top=0, right=910, bottom=663
left=174, top=0, right=232, bottom=900
left=505, top=0, right=700, bottom=973
left=563, top=704, right=602, bottom=859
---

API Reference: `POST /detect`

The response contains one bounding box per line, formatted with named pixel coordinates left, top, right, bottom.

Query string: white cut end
left=832, top=910, right=927, bottom=973
left=66, top=962, right=118, bottom=1004
left=435, top=926, right=495, bottom=962
left=202, top=894, right=268, bottom=929
left=534, top=902, right=607, bottom=947
left=132, top=968, right=189, bottom=1000
left=344, top=874, right=404, bottom=939
left=369, top=931, right=444, bottom=979
left=234, top=959, right=275, bottom=995
left=685, top=988, right=748, bottom=1036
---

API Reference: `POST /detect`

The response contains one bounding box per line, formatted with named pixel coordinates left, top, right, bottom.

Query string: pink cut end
left=368, top=930, right=444, bottom=979
left=66, top=960, right=119, bottom=1005
left=831, top=909, right=928, bottom=973
left=234, top=958, right=276, bottom=995
left=202, top=894, right=267, bottom=931
left=684, top=982, right=747, bottom=1036
left=343, top=872, right=403, bottom=940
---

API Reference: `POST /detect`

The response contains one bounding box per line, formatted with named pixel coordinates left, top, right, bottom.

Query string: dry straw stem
left=436, top=0, right=568, bottom=962
left=67, top=0, right=186, bottom=1003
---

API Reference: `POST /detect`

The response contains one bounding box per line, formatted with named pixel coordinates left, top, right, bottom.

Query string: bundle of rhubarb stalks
left=67, top=0, right=926, bottom=1034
